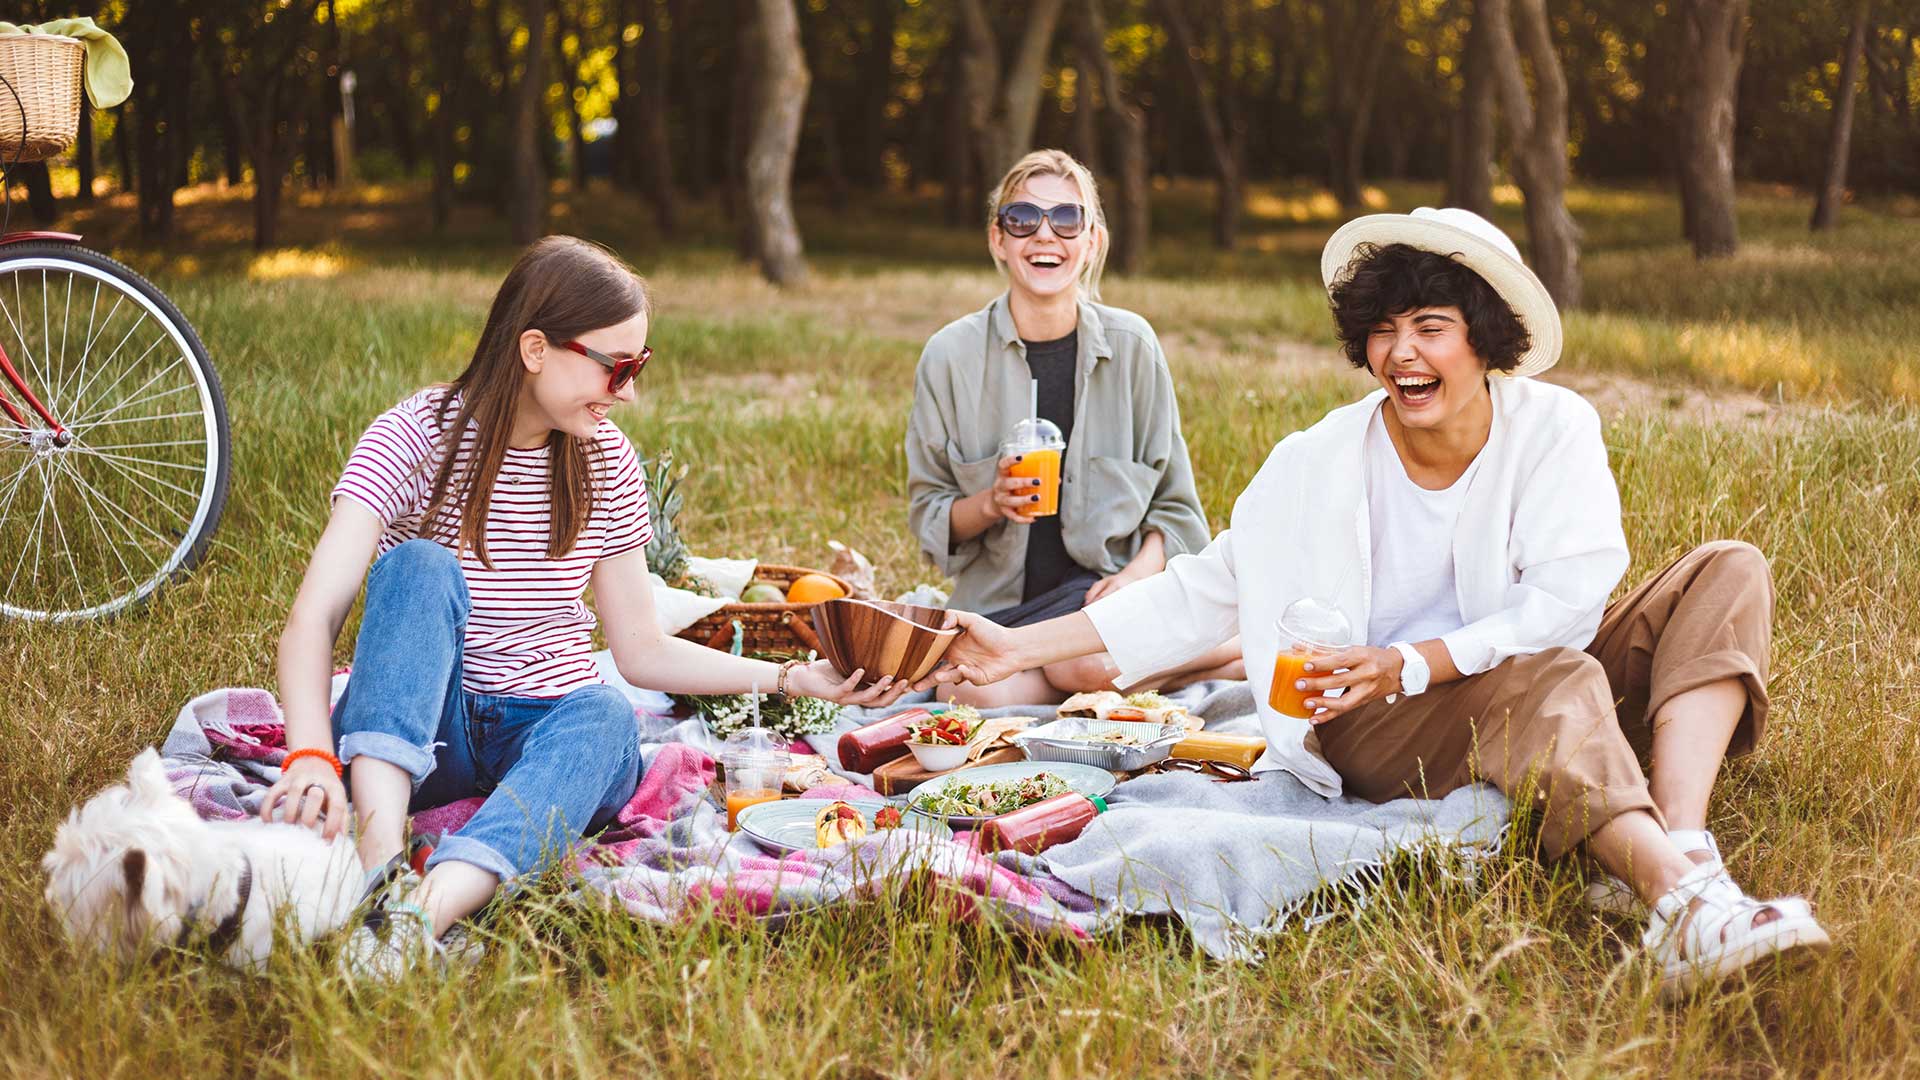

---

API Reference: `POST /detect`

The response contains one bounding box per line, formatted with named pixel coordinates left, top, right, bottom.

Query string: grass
left=3, top=176, right=1920, bottom=1075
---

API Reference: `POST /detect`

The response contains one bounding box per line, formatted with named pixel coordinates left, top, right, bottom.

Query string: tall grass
left=2, top=180, right=1918, bottom=1075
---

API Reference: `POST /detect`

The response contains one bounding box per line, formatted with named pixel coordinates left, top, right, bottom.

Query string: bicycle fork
left=0, top=340, right=69, bottom=446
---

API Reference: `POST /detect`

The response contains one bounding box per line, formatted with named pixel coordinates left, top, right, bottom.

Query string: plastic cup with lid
left=1000, top=416, right=1066, bottom=519
left=720, top=726, right=789, bottom=831
left=1267, top=598, right=1355, bottom=720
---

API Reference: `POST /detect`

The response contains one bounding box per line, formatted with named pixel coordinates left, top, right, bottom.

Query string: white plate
left=735, top=798, right=952, bottom=854
left=903, top=760, right=1115, bottom=825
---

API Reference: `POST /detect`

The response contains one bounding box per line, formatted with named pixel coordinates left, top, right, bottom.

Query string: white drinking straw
left=1029, top=378, right=1039, bottom=424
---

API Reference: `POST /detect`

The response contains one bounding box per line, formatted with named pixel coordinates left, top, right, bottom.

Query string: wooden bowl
left=810, top=598, right=959, bottom=689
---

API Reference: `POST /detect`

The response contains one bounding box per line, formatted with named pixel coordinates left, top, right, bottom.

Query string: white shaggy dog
left=42, top=748, right=364, bottom=972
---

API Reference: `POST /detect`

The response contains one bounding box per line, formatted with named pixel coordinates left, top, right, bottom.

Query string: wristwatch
left=1389, top=642, right=1430, bottom=697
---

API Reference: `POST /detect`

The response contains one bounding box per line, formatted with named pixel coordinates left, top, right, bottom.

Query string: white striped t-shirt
left=331, top=388, right=652, bottom=698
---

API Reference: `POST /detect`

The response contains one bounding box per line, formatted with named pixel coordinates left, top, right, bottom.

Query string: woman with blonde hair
left=906, top=149, right=1241, bottom=706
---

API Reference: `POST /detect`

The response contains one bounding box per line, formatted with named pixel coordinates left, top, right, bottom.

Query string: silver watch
left=1390, top=642, right=1430, bottom=697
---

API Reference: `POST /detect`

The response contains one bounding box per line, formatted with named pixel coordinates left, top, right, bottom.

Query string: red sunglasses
left=548, top=335, right=651, bottom=393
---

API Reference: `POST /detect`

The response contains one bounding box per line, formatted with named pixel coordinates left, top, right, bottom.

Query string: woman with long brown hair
left=262, top=236, right=905, bottom=980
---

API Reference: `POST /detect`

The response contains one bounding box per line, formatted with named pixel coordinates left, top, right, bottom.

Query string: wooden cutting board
left=869, top=715, right=1040, bottom=796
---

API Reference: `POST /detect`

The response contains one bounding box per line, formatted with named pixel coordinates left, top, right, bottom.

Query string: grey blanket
left=819, top=681, right=1510, bottom=962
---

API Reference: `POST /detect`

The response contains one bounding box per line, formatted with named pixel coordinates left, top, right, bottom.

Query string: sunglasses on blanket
left=1142, top=758, right=1255, bottom=783
left=546, top=334, right=651, bottom=393
left=995, top=201, right=1088, bottom=239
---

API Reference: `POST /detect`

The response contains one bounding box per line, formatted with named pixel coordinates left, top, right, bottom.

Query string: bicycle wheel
left=0, top=242, right=230, bottom=621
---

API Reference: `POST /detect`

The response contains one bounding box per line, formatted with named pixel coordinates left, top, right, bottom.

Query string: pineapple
left=642, top=450, right=699, bottom=590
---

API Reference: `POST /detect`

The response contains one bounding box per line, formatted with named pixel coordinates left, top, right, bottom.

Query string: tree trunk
left=1160, top=0, right=1240, bottom=248
left=508, top=0, right=552, bottom=243
left=1674, top=0, right=1748, bottom=258
left=1074, top=0, right=1148, bottom=273
left=635, top=0, right=679, bottom=233
left=553, top=0, right=587, bottom=189
left=956, top=0, right=1067, bottom=186
left=744, top=0, right=810, bottom=286
left=725, top=3, right=753, bottom=239
left=430, top=0, right=470, bottom=232
left=852, top=0, right=897, bottom=188
left=1446, top=0, right=1496, bottom=217
left=1069, top=63, right=1102, bottom=177
left=1483, top=0, right=1581, bottom=307
left=940, top=43, right=974, bottom=226
left=1811, top=0, right=1872, bottom=230
left=1324, top=0, right=1390, bottom=210
left=75, top=108, right=94, bottom=202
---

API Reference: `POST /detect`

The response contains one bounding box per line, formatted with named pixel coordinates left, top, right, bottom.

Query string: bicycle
left=0, top=32, right=230, bottom=621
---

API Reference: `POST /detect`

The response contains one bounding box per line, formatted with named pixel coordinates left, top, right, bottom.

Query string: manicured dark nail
left=1030, top=494, right=1039, bottom=502
left=1031, top=478, right=1041, bottom=486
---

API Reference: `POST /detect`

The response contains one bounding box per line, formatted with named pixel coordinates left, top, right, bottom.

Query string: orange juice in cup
left=725, top=788, right=782, bottom=831
left=1002, top=417, right=1065, bottom=519
left=720, top=726, right=788, bottom=832
left=1267, top=598, right=1353, bottom=719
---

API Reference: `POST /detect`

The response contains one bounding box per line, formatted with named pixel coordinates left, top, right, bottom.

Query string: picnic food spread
left=908, top=705, right=982, bottom=746
left=838, top=707, right=932, bottom=772
left=908, top=771, right=1072, bottom=818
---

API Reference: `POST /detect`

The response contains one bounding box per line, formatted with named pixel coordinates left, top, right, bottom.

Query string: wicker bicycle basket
left=0, top=34, right=84, bottom=165
left=675, top=563, right=850, bottom=656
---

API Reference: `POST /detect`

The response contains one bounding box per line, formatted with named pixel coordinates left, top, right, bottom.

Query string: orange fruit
left=786, top=573, right=847, bottom=604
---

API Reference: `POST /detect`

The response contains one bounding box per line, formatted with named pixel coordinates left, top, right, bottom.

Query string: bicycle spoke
left=62, top=305, right=151, bottom=422
left=7, top=460, right=53, bottom=601
left=76, top=438, right=206, bottom=452
left=67, top=310, right=165, bottom=424
left=50, top=451, right=143, bottom=591
left=69, top=409, right=204, bottom=430
left=56, top=268, right=72, bottom=413
left=62, top=296, right=146, bottom=419
left=72, top=376, right=199, bottom=430
left=50, top=454, right=179, bottom=549
left=43, top=450, right=88, bottom=608
left=67, top=345, right=185, bottom=431
left=70, top=443, right=204, bottom=509
left=0, top=274, right=48, bottom=403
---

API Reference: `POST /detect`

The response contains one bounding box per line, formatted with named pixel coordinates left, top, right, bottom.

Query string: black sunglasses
left=996, top=201, right=1087, bottom=240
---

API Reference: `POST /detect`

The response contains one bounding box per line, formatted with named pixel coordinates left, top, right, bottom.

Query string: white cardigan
left=1085, top=376, right=1630, bottom=796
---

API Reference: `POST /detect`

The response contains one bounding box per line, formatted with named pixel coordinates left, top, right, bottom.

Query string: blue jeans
left=332, top=539, right=641, bottom=883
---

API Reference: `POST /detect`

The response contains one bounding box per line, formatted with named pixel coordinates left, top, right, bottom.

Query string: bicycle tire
left=0, top=239, right=232, bottom=618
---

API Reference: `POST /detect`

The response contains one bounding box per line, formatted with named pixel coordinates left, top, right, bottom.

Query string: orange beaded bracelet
left=282, top=747, right=343, bottom=778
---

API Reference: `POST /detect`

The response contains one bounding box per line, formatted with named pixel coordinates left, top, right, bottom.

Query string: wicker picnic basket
left=674, top=563, right=850, bottom=656
left=0, top=34, right=84, bottom=165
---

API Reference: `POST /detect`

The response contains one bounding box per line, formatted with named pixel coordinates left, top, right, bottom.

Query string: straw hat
left=1319, top=207, right=1562, bottom=378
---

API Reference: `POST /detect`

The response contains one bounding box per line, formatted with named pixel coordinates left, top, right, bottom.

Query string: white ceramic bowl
left=906, top=740, right=972, bottom=772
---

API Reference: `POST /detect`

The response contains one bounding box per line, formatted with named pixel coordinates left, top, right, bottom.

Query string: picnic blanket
left=154, top=664, right=1510, bottom=960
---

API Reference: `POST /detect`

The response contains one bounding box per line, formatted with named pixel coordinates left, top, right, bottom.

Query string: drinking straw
left=750, top=681, right=761, bottom=729
left=1029, top=378, right=1038, bottom=425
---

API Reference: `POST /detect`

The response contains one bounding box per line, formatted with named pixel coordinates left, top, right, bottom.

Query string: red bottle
left=974, top=793, right=1108, bottom=855
left=836, top=707, right=933, bottom=772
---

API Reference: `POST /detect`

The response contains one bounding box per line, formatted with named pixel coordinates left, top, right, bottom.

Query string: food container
left=1011, top=716, right=1188, bottom=772
left=1167, top=731, right=1267, bottom=771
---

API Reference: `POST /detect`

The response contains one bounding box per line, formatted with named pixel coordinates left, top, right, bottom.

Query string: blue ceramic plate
left=735, top=798, right=953, bottom=854
left=903, top=761, right=1116, bottom=826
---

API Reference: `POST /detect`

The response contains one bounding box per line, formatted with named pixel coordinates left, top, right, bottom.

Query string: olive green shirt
left=906, top=295, right=1211, bottom=613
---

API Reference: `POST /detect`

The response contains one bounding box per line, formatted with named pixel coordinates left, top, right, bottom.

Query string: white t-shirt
left=1364, top=410, right=1481, bottom=648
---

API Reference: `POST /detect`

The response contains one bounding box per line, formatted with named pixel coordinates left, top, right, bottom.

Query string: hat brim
left=1320, top=213, right=1562, bottom=379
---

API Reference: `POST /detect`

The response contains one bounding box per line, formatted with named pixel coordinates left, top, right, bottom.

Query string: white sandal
left=1642, top=861, right=1831, bottom=1001
left=1585, top=829, right=1725, bottom=917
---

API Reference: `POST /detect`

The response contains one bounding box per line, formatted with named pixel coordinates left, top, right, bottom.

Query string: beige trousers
left=1314, top=541, right=1774, bottom=859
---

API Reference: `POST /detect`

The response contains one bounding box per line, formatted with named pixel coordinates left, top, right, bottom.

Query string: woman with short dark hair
left=927, top=208, right=1831, bottom=1000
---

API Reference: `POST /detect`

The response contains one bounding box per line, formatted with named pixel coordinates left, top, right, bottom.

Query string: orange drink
left=1007, top=447, right=1062, bottom=517
left=1269, top=598, right=1353, bottom=720
left=725, top=788, right=782, bottom=831
left=1267, top=646, right=1323, bottom=718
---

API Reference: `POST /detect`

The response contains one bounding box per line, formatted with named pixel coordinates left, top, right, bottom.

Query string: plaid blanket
left=156, top=670, right=1509, bottom=959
